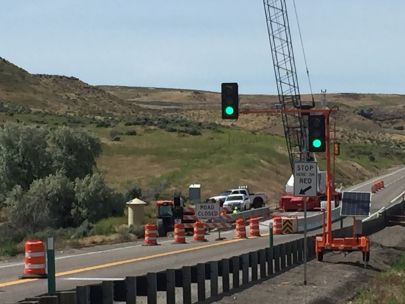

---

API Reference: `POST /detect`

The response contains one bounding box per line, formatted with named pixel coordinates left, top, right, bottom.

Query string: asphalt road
left=1, top=166, right=404, bottom=304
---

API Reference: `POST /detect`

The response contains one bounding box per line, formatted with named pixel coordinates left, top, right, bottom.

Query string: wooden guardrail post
left=182, top=266, right=192, bottom=304
left=210, top=261, right=218, bottom=298
left=280, top=243, right=286, bottom=270
left=197, top=263, right=206, bottom=302
left=292, top=240, right=298, bottom=264
left=274, top=246, right=280, bottom=273
left=125, top=277, right=136, bottom=304
left=250, top=251, right=258, bottom=282
left=221, top=258, right=230, bottom=293
left=266, top=247, right=273, bottom=276
left=147, top=272, right=157, bottom=304
left=231, top=256, right=240, bottom=289
left=76, top=286, right=89, bottom=304
left=102, top=281, right=113, bottom=304
left=259, top=249, right=266, bottom=279
left=241, top=254, right=249, bottom=286
left=298, top=239, right=303, bottom=262
left=166, top=269, right=176, bottom=304
left=286, top=242, right=292, bottom=267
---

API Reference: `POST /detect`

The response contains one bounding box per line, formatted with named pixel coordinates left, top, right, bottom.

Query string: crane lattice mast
left=263, top=0, right=314, bottom=171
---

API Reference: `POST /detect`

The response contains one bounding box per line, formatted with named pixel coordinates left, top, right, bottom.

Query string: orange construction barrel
left=21, top=240, right=47, bottom=279
left=234, top=218, right=247, bottom=239
left=249, top=217, right=261, bottom=237
left=144, top=223, right=158, bottom=246
left=193, top=222, right=206, bottom=242
left=174, top=223, right=186, bottom=244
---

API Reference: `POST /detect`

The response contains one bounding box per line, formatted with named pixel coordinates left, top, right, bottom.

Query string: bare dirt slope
left=216, top=225, right=405, bottom=304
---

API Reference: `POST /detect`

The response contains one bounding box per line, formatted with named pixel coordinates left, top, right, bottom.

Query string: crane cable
left=292, top=0, right=315, bottom=104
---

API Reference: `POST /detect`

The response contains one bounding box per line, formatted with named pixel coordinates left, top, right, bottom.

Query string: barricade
left=249, top=217, right=261, bottom=237
left=21, top=240, right=47, bottom=279
left=273, top=216, right=282, bottom=235
left=193, top=222, right=206, bottom=242
left=144, top=224, right=158, bottom=246
left=281, top=217, right=296, bottom=234
left=234, top=218, right=247, bottom=239
left=174, top=223, right=186, bottom=244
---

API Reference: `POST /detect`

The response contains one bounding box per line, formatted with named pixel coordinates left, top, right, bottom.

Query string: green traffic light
left=312, top=139, right=322, bottom=148
left=225, top=106, right=234, bottom=116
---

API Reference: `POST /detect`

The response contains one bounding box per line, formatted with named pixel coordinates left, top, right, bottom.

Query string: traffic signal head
left=221, top=83, right=239, bottom=119
left=308, top=114, right=326, bottom=152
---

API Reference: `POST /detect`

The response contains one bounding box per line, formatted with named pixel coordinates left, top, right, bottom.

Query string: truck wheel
left=157, top=219, right=166, bottom=237
left=253, top=198, right=264, bottom=209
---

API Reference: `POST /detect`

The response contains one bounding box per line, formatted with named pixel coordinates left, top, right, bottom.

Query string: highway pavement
left=0, top=165, right=404, bottom=303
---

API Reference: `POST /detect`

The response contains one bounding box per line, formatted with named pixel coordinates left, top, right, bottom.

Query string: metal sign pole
left=47, top=237, right=56, bottom=295
left=304, top=199, right=307, bottom=286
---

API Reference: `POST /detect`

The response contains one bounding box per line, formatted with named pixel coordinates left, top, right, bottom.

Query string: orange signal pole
left=325, top=111, right=333, bottom=245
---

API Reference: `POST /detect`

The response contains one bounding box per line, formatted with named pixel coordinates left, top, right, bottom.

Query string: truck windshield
left=226, top=195, right=243, bottom=201
left=159, top=205, right=173, bottom=217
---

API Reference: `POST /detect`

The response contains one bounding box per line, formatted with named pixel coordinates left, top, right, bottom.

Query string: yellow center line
left=0, top=235, right=255, bottom=288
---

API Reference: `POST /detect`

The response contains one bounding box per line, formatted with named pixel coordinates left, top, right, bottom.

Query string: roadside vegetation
left=352, top=253, right=405, bottom=304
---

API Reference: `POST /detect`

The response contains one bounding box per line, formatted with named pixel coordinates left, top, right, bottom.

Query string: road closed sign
left=294, top=161, right=318, bottom=197
left=195, top=200, right=220, bottom=219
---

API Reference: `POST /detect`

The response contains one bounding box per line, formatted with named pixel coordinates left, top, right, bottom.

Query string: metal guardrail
left=363, top=190, right=405, bottom=222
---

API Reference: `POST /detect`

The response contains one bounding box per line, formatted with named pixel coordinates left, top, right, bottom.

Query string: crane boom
left=263, top=0, right=314, bottom=171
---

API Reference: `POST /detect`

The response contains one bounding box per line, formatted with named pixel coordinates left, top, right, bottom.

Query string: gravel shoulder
left=216, top=225, right=405, bottom=304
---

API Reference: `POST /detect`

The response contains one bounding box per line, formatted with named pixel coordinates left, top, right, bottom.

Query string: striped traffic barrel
left=174, top=223, right=186, bottom=244
left=272, top=216, right=282, bottom=235
left=249, top=217, right=261, bottom=237
left=21, top=240, right=47, bottom=279
left=234, top=218, right=247, bottom=239
left=193, top=221, right=206, bottom=242
left=144, top=224, right=158, bottom=245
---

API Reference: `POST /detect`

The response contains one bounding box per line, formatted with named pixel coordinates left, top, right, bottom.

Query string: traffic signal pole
left=324, top=111, right=333, bottom=246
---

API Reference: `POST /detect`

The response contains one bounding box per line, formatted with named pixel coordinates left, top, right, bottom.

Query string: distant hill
left=0, top=57, right=140, bottom=115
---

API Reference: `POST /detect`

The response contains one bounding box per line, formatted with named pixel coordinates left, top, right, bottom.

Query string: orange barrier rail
left=144, top=224, right=158, bottom=246
left=21, top=240, right=47, bottom=279
left=174, top=223, right=186, bottom=244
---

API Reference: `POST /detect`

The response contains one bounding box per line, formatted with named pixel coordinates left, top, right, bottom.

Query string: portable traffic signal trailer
left=314, top=109, right=370, bottom=262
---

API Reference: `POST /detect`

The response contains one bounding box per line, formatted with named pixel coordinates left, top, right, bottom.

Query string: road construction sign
left=195, top=200, right=220, bottom=219
left=294, top=161, right=318, bottom=197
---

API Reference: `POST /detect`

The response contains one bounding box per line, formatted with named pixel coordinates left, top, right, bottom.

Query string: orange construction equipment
left=173, top=223, right=186, bottom=244
left=234, top=218, right=247, bottom=239
left=314, top=109, right=370, bottom=262
left=272, top=216, right=282, bottom=235
left=249, top=217, right=261, bottom=237
left=21, top=240, right=47, bottom=279
left=193, top=221, right=206, bottom=242
left=144, top=223, right=158, bottom=246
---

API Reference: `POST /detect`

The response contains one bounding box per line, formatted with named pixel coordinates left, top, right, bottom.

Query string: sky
left=1, top=0, right=405, bottom=94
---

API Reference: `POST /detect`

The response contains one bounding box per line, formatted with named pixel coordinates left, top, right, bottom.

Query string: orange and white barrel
left=234, top=218, right=247, bottom=239
left=272, top=217, right=282, bottom=235
left=174, top=223, right=186, bottom=244
left=249, top=217, right=261, bottom=237
left=193, top=222, right=206, bottom=242
left=144, top=223, right=158, bottom=246
left=21, top=240, right=47, bottom=279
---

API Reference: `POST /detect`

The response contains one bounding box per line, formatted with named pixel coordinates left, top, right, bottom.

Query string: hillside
left=0, top=58, right=404, bottom=200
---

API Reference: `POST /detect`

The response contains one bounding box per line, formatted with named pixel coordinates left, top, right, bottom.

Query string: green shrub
left=90, top=217, right=126, bottom=236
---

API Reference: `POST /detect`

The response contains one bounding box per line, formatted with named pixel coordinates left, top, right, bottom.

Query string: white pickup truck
left=223, top=194, right=251, bottom=211
left=209, top=186, right=268, bottom=209
left=229, top=187, right=268, bottom=209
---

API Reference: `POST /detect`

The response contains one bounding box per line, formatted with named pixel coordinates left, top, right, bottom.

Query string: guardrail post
left=197, top=263, right=206, bottom=302
left=125, top=277, right=136, bottom=304
left=298, top=239, right=303, bottom=262
left=102, top=281, right=114, bottom=304
left=292, top=240, right=298, bottom=264
left=286, top=243, right=292, bottom=267
left=210, top=261, right=218, bottom=298
left=166, top=269, right=175, bottom=304
left=250, top=251, right=258, bottom=282
left=221, top=258, right=230, bottom=293
left=266, top=247, right=273, bottom=276
left=182, top=266, right=192, bottom=304
left=76, top=286, right=89, bottom=304
left=259, top=249, right=266, bottom=279
left=280, top=243, right=286, bottom=270
left=274, top=245, right=280, bottom=273
left=147, top=273, right=157, bottom=304
left=232, top=256, right=240, bottom=289
left=46, top=237, right=56, bottom=296
left=241, top=254, right=249, bottom=286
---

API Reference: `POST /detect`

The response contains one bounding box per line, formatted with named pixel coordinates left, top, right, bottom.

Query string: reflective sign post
left=47, top=237, right=56, bottom=295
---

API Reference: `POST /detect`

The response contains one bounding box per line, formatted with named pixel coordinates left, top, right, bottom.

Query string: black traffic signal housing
left=308, top=114, right=326, bottom=152
left=221, top=82, right=239, bottom=119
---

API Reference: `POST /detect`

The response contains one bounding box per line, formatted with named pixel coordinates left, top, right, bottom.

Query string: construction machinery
left=262, top=0, right=370, bottom=261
